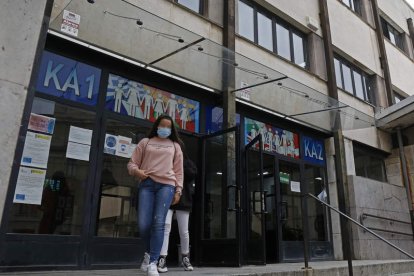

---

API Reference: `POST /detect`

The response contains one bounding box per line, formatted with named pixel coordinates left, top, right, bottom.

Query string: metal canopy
left=49, top=0, right=375, bottom=132
left=376, top=95, right=414, bottom=131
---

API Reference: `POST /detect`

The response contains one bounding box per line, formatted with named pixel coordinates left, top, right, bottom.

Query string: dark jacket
left=171, top=157, right=197, bottom=211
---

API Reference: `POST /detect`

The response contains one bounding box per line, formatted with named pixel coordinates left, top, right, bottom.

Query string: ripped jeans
left=138, top=178, right=175, bottom=263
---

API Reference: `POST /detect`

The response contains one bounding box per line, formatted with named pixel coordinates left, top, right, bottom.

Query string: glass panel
left=292, top=33, right=306, bottom=68
left=276, top=23, right=291, bottom=60
left=246, top=144, right=265, bottom=262
left=341, top=63, right=353, bottom=93
left=96, top=120, right=149, bottom=237
left=177, top=0, right=201, bottom=13
left=257, top=12, right=273, bottom=51
left=8, top=98, right=95, bottom=235
left=305, top=166, right=328, bottom=241
left=389, top=29, right=397, bottom=45
left=204, top=131, right=237, bottom=239
left=262, top=155, right=277, bottom=263
left=342, top=0, right=351, bottom=8
left=334, top=58, right=343, bottom=89
left=238, top=1, right=254, bottom=41
left=367, top=156, right=386, bottom=182
left=353, top=71, right=365, bottom=100
left=279, top=161, right=302, bottom=241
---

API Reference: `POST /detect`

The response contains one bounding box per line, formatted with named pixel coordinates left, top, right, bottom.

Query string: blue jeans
left=138, top=178, right=175, bottom=263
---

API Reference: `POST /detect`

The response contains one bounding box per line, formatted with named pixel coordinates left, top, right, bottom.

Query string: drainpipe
left=396, top=128, right=414, bottom=239
left=371, top=0, right=394, bottom=106
left=319, top=0, right=354, bottom=274
left=407, top=18, right=414, bottom=56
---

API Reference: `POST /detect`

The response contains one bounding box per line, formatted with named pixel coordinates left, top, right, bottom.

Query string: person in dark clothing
left=157, top=154, right=197, bottom=273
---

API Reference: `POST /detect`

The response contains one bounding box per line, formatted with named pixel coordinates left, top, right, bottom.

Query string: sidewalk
left=1, top=260, right=414, bottom=276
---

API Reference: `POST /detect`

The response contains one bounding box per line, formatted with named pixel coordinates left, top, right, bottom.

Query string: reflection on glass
left=257, top=12, right=273, bottom=51
left=305, top=166, right=328, bottom=241
left=293, top=33, right=305, bottom=68
left=204, top=132, right=236, bottom=239
left=8, top=98, right=94, bottom=235
left=334, top=59, right=343, bottom=89
left=341, top=63, right=353, bottom=93
left=238, top=1, right=254, bottom=41
left=279, top=161, right=302, bottom=241
left=353, top=71, right=364, bottom=100
left=276, top=23, right=291, bottom=60
left=177, top=0, right=201, bottom=13
left=96, top=120, right=149, bottom=237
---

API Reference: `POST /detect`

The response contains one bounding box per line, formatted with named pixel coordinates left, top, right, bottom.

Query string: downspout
left=396, top=128, right=414, bottom=239
left=371, top=0, right=394, bottom=106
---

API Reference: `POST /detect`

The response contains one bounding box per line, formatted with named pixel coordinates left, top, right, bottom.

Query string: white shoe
left=147, top=262, right=159, bottom=276
left=140, top=252, right=150, bottom=272
left=182, top=256, right=194, bottom=271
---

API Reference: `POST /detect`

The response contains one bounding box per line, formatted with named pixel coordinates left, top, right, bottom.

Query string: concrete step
left=1, top=260, right=414, bottom=276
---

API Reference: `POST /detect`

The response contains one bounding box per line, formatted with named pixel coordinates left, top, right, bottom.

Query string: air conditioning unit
left=306, top=16, right=319, bottom=31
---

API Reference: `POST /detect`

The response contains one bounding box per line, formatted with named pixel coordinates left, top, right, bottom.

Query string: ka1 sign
left=35, top=51, right=101, bottom=106
left=302, top=135, right=325, bottom=165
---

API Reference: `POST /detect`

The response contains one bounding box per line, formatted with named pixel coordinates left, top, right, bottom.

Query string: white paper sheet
left=13, top=167, right=46, bottom=205
left=290, top=181, right=301, bottom=193
left=21, top=131, right=52, bottom=169
left=66, top=141, right=91, bottom=161
left=68, top=126, right=93, bottom=145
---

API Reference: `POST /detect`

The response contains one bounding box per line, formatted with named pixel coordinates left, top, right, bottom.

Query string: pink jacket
left=127, top=137, right=183, bottom=191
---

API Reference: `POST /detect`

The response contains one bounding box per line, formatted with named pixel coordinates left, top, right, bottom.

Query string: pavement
left=1, top=260, right=414, bottom=276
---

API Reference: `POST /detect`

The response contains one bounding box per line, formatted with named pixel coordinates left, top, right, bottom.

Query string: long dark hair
left=148, top=114, right=184, bottom=148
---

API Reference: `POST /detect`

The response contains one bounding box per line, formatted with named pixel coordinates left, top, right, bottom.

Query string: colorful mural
left=245, top=118, right=300, bottom=159
left=105, top=74, right=199, bottom=132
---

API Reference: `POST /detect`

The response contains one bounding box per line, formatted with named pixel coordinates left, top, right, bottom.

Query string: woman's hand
left=171, top=192, right=181, bottom=205
left=136, top=169, right=148, bottom=180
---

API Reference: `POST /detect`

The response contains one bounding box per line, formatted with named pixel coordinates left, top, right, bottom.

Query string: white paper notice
left=61, top=10, right=80, bottom=37
left=116, top=136, right=132, bottom=158
left=21, top=131, right=52, bottom=169
left=104, top=134, right=118, bottom=155
left=68, top=126, right=92, bottom=145
left=290, top=181, right=301, bottom=193
left=13, top=167, right=46, bottom=205
left=66, top=141, right=91, bottom=161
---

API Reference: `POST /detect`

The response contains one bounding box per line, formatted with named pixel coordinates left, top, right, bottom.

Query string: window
left=334, top=57, right=371, bottom=103
left=237, top=0, right=307, bottom=68
left=257, top=12, right=273, bottom=51
left=354, top=144, right=387, bottom=182
left=340, top=0, right=362, bottom=15
left=176, top=0, right=202, bottom=14
left=394, top=91, right=405, bottom=104
left=381, top=17, right=404, bottom=51
left=238, top=0, right=254, bottom=41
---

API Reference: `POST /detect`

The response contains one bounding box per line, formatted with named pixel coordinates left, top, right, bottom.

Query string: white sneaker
left=140, top=252, right=150, bottom=272
left=157, top=255, right=168, bottom=273
left=182, top=256, right=194, bottom=271
left=147, top=262, right=159, bottom=276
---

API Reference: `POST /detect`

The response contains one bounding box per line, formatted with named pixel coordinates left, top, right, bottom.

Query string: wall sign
left=105, top=74, right=200, bottom=132
left=245, top=118, right=300, bottom=159
left=302, top=135, right=325, bottom=165
left=36, top=51, right=101, bottom=106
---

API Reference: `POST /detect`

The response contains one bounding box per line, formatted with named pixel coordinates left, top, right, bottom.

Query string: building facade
left=0, top=0, right=414, bottom=270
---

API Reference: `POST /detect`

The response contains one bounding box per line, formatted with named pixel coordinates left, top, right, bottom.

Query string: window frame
left=380, top=17, right=404, bottom=51
left=237, top=0, right=308, bottom=69
left=353, top=143, right=388, bottom=183
left=175, top=0, right=204, bottom=15
left=334, top=56, right=372, bottom=103
left=393, top=91, right=405, bottom=104
left=340, top=0, right=362, bottom=16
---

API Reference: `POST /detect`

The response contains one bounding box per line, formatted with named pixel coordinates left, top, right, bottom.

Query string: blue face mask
left=157, top=127, right=171, bottom=138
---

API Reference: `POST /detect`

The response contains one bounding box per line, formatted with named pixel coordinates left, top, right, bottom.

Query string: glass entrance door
left=244, top=135, right=266, bottom=264
left=196, top=127, right=241, bottom=266
left=278, top=160, right=304, bottom=261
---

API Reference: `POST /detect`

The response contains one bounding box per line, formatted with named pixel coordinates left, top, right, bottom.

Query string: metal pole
left=308, top=193, right=414, bottom=259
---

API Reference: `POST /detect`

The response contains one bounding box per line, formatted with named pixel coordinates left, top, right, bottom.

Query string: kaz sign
left=36, top=51, right=101, bottom=105
left=302, top=136, right=325, bottom=165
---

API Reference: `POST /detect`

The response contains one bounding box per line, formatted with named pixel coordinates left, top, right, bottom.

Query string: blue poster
left=302, top=135, right=325, bottom=165
left=105, top=74, right=200, bottom=132
left=35, top=51, right=101, bottom=106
